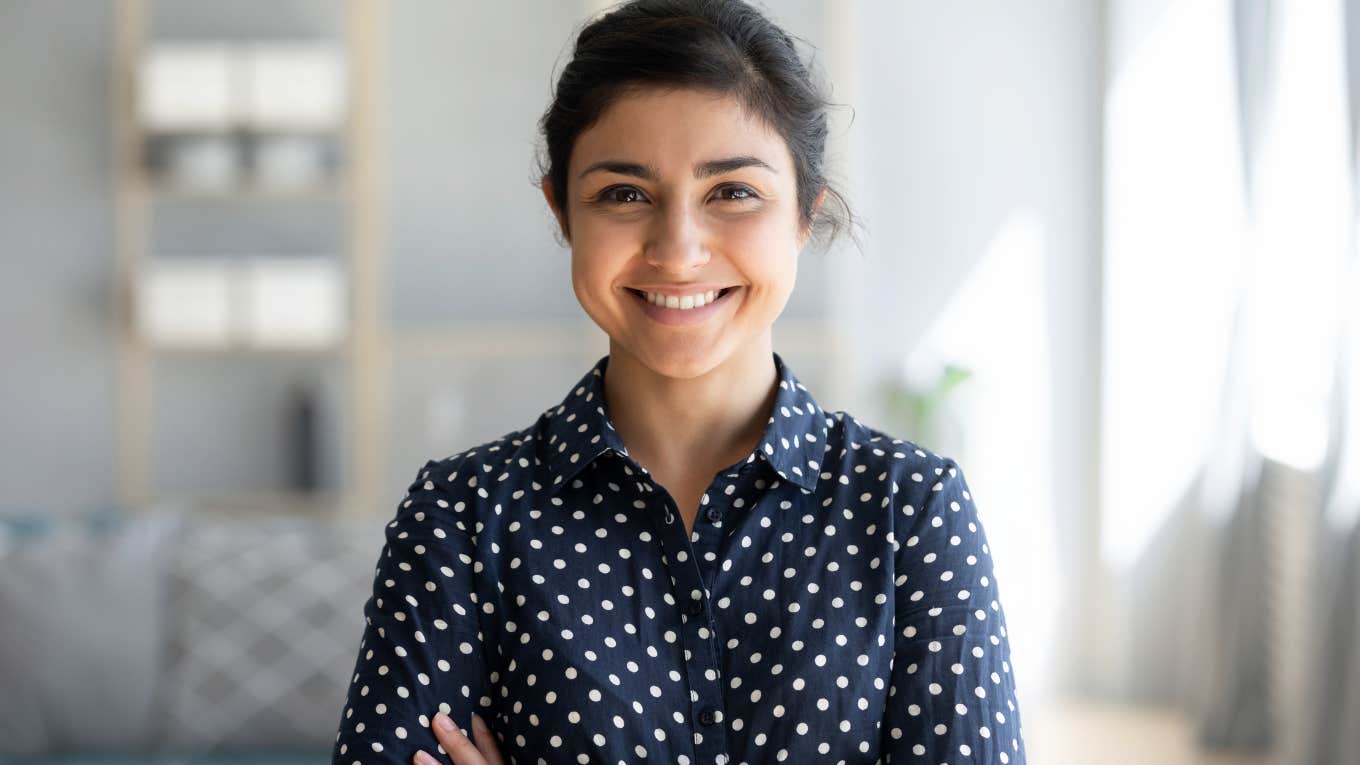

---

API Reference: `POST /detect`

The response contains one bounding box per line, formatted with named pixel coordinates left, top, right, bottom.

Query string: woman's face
left=542, top=86, right=819, bottom=378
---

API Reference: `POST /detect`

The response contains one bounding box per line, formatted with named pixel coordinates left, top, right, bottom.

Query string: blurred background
left=1, top=0, right=1358, bottom=763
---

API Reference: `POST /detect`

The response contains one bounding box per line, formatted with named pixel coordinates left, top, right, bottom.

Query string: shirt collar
left=535, top=351, right=829, bottom=497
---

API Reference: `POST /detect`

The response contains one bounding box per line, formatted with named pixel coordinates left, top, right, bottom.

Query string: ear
left=798, top=186, right=828, bottom=249
left=540, top=176, right=570, bottom=243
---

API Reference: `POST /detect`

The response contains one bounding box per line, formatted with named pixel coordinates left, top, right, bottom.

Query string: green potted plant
left=875, top=362, right=972, bottom=457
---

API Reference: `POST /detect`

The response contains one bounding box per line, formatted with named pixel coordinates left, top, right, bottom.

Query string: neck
left=602, top=338, right=778, bottom=481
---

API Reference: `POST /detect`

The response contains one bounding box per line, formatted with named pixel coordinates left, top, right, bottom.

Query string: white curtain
left=1102, top=0, right=1359, bottom=760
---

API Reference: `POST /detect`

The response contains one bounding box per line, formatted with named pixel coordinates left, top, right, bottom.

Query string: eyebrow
left=577, top=155, right=776, bottom=181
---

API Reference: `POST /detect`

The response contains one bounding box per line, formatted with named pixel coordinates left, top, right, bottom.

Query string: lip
left=625, top=286, right=739, bottom=326
left=626, top=284, right=735, bottom=296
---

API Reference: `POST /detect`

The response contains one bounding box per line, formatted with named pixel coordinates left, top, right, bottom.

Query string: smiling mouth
left=624, top=286, right=736, bottom=307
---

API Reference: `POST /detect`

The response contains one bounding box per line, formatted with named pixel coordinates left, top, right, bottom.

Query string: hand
left=414, top=712, right=505, bottom=765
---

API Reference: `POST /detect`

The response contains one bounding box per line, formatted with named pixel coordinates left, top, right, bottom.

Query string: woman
left=331, top=1, right=1028, bottom=763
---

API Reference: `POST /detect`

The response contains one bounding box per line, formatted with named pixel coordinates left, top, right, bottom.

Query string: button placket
left=646, top=487, right=730, bottom=764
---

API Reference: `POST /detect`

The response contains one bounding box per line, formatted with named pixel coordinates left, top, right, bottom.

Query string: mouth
left=623, top=285, right=740, bottom=326
left=624, top=286, right=736, bottom=307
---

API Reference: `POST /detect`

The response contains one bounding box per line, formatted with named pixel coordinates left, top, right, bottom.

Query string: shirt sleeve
left=880, top=456, right=1028, bottom=763
left=331, top=460, right=492, bottom=765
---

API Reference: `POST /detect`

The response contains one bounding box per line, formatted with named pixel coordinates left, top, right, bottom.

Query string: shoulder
left=405, top=418, right=544, bottom=539
left=825, top=408, right=957, bottom=486
left=825, top=409, right=977, bottom=534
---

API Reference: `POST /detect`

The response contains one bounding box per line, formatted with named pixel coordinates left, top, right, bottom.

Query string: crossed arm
left=330, top=462, right=501, bottom=765
left=877, top=456, right=1029, bottom=763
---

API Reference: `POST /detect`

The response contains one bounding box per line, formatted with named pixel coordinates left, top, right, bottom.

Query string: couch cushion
left=0, top=509, right=184, bottom=758
left=150, top=511, right=384, bottom=756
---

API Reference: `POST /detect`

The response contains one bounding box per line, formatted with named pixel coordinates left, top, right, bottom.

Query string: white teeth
left=641, top=289, right=724, bottom=310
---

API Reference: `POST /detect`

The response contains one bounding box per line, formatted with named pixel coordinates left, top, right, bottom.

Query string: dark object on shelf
left=287, top=381, right=319, bottom=492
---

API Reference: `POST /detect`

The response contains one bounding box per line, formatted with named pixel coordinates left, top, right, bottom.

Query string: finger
left=413, top=750, right=442, bottom=765
left=471, top=714, right=507, bottom=765
left=430, top=712, right=488, bottom=765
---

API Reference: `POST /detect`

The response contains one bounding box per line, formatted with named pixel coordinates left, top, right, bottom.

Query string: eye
left=596, top=185, right=648, bottom=205
left=713, top=184, right=759, bottom=202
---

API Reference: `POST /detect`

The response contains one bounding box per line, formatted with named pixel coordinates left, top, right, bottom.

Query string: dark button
left=688, top=597, right=704, bottom=616
left=699, top=707, right=718, bottom=726
left=705, top=506, right=722, bottom=522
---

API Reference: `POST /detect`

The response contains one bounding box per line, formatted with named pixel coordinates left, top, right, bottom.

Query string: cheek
left=570, top=213, right=641, bottom=265
left=569, top=232, right=635, bottom=314
left=569, top=216, right=628, bottom=270
left=715, top=216, right=800, bottom=284
left=570, top=253, right=608, bottom=304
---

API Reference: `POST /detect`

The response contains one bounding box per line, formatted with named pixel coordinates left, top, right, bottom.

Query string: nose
left=643, top=199, right=709, bottom=273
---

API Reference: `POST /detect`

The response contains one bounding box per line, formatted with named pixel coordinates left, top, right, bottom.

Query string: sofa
left=0, top=503, right=389, bottom=765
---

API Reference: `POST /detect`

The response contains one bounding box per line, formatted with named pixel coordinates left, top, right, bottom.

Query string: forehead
left=569, top=86, right=793, bottom=177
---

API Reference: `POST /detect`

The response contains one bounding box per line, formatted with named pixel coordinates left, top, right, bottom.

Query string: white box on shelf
left=137, top=258, right=235, bottom=347
left=138, top=42, right=239, bottom=130
left=242, top=42, right=347, bottom=130
left=240, top=256, right=347, bottom=348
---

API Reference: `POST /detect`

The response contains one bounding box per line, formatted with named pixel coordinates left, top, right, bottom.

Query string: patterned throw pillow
left=152, top=511, right=385, bottom=756
left=0, top=508, right=179, bottom=759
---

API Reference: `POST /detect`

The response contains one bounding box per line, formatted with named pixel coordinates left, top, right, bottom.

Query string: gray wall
left=0, top=1, right=119, bottom=514
left=385, top=0, right=581, bottom=324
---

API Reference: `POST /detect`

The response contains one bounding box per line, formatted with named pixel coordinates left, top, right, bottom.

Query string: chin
left=634, top=340, right=745, bottom=378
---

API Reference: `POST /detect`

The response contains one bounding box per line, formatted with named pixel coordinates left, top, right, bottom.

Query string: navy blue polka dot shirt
left=331, top=351, right=1027, bottom=764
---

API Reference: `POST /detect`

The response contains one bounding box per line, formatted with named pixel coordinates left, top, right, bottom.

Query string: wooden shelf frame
left=111, top=0, right=387, bottom=516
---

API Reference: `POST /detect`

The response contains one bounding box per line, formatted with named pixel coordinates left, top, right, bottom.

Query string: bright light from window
left=1245, top=0, right=1350, bottom=473
left=1101, top=0, right=1246, bottom=574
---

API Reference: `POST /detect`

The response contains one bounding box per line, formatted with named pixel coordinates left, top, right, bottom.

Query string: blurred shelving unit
left=111, top=0, right=385, bottom=516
